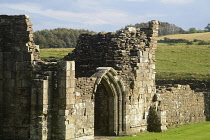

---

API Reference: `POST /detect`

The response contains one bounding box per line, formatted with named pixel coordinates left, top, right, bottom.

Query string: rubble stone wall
left=65, top=21, right=160, bottom=134
left=74, top=77, right=95, bottom=138
left=204, top=92, right=210, bottom=120
left=155, top=84, right=206, bottom=129
left=156, top=80, right=210, bottom=91
left=156, top=80, right=210, bottom=121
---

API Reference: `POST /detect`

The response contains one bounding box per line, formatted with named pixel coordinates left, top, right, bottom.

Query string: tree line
left=34, top=22, right=210, bottom=48
left=34, top=28, right=95, bottom=48
left=125, top=22, right=210, bottom=35
left=125, top=22, right=185, bottom=36
left=187, top=23, right=210, bottom=33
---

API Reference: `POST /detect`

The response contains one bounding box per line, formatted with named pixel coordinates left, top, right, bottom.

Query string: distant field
left=156, top=43, right=210, bottom=80
left=40, top=43, right=210, bottom=80
left=116, top=121, right=210, bottom=140
left=157, top=32, right=210, bottom=41
left=40, top=48, right=74, bottom=59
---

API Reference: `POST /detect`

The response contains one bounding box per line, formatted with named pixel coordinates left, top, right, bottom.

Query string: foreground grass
left=40, top=48, right=74, bottom=59
left=116, top=121, right=210, bottom=140
left=156, top=44, right=210, bottom=80
left=157, top=32, right=210, bottom=41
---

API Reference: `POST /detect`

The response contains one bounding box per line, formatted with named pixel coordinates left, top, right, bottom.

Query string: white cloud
left=0, top=3, right=130, bottom=27
left=160, top=0, right=194, bottom=4
left=0, top=1, right=169, bottom=32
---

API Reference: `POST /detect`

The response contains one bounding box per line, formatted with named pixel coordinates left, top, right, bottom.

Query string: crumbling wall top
left=0, top=15, right=40, bottom=60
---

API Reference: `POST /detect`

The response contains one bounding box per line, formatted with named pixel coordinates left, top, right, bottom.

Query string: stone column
left=30, top=75, right=52, bottom=140
left=53, top=61, right=76, bottom=140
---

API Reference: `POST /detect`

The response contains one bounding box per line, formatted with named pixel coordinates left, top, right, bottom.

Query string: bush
left=198, top=40, right=210, bottom=45
left=158, top=38, right=190, bottom=43
left=187, top=41, right=193, bottom=45
left=193, top=39, right=202, bottom=42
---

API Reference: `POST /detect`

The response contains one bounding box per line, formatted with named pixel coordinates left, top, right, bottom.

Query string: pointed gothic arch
left=91, top=67, right=126, bottom=136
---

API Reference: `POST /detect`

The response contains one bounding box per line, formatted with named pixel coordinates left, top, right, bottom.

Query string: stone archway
left=91, top=67, right=126, bottom=136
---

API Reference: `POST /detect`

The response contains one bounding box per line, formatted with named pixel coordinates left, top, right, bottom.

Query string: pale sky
left=0, top=0, right=209, bottom=32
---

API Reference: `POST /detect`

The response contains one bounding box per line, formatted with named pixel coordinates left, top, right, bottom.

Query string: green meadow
left=156, top=43, right=210, bottom=80
left=40, top=48, right=74, bottom=59
left=116, top=121, right=210, bottom=140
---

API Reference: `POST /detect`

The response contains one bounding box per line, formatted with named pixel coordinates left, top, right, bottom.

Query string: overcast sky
left=0, top=0, right=209, bottom=32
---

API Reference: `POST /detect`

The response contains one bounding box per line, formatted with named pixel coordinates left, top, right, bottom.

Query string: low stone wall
left=204, top=92, right=210, bottom=121
left=155, top=84, right=206, bottom=129
left=156, top=80, right=210, bottom=91
left=156, top=80, right=210, bottom=121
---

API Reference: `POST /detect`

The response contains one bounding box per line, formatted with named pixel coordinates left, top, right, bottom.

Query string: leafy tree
left=205, top=23, right=210, bottom=32
left=124, top=21, right=185, bottom=36
left=197, top=30, right=205, bottom=33
left=33, top=28, right=95, bottom=48
left=188, top=28, right=197, bottom=33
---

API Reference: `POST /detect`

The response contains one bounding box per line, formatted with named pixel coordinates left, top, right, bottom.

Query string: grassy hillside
left=157, top=32, right=210, bottom=41
left=116, top=121, right=210, bottom=140
left=40, top=43, right=210, bottom=80
left=156, top=44, right=210, bottom=80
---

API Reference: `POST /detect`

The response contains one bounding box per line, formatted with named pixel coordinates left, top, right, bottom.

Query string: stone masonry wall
left=1, top=15, right=210, bottom=140
left=125, top=22, right=159, bottom=134
left=65, top=20, right=160, bottom=135
left=74, top=78, right=96, bottom=139
left=156, top=80, right=210, bottom=121
left=204, top=92, right=210, bottom=120
left=0, top=15, right=40, bottom=139
left=154, top=84, right=206, bottom=129
left=156, top=80, right=210, bottom=91
left=30, top=60, right=58, bottom=139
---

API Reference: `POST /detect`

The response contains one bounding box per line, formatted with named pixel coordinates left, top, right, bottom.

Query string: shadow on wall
left=204, top=93, right=210, bottom=121
left=147, top=106, right=161, bottom=132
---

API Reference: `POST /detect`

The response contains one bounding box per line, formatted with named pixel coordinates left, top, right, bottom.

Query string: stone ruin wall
left=156, top=80, right=210, bottom=121
left=0, top=15, right=77, bottom=140
left=154, top=84, right=206, bottom=130
left=0, top=15, right=210, bottom=140
left=146, top=82, right=210, bottom=132
left=65, top=21, right=159, bottom=134
left=0, top=15, right=40, bottom=139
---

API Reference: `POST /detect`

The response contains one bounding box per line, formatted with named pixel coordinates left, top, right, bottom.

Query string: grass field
left=157, top=32, right=210, bottom=41
left=40, top=48, right=74, bottom=59
left=156, top=43, right=210, bottom=80
left=116, top=121, right=210, bottom=140
left=40, top=43, right=210, bottom=80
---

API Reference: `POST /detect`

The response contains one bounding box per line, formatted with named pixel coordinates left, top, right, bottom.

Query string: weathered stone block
left=66, top=93, right=75, bottom=104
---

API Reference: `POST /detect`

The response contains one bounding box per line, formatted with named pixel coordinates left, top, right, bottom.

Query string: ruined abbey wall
left=0, top=15, right=40, bottom=139
left=0, top=15, right=210, bottom=140
left=155, top=85, right=206, bottom=129
left=65, top=21, right=159, bottom=134
left=156, top=80, right=210, bottom=121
